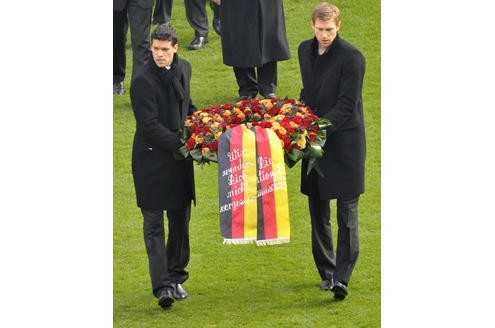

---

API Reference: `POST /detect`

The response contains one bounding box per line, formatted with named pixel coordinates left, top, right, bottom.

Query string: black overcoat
left=220, top=0, right=291, bottom=67
left=130, top=54, right=196, bottom=210
left=298, top=35, right=366, bottom=200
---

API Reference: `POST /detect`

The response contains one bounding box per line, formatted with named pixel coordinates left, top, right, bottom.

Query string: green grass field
left=114, top=1, right=380, bottom=326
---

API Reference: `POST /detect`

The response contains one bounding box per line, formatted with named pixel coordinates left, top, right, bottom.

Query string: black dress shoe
left=113, top=81, right=124, bottom=95
left=332, top=281, right=348, bottom=300
left=170, top=283, right=189, bottom=300
left=320, top=278, right=334, bottom=291
left=188, top=36, right=208, bottom=50
left=212, top=18, right=221, bottom=35
left=262, top=93, right=277, bottom=99
left=157, top=288, right=174, bottom=309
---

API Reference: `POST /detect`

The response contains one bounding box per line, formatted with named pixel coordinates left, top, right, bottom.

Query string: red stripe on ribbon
left=254, top=127, right=278, bottom=239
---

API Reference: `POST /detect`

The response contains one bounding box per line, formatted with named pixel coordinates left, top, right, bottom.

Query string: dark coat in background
left=220, top=0, right=291, bottom=67
left=130, top=53, right=196, bottom=210
left=298, top=35, right=366, bottom=200
left=114, top=0, right=153, bottom=11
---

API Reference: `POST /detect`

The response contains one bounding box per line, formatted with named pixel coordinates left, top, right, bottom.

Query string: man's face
left=151, top=39, right=178, bottom=68
left=311, top=18, right=340, bottom=50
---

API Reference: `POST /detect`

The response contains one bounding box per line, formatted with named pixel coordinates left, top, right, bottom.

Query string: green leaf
left=180, top=126, right=191, bottom=142
left=204, top=150, right=218, bottom=163
left=190, top=148, right=204, bottom=162
left=173, top=145, right=189, bottom=160
left=317, top=119, right=332, bottom=130
left=306, top=158, right=324, bottom=177
left=306, top=142, right=324, bottom=158
left=284, top=155, right=297, bottom=168
left=287, top=148, right=304, bottom=162
left=178, top=145, right=189, bottom=158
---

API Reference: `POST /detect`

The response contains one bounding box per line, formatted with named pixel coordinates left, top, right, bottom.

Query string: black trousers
left=233, top=61, right=277, bottom=98
left=141, top=204, right=191, bottom=297
left=113, top=2, right=152, bottom=84
left=209, top=0, right=220, bottom=21
left=185, top=0, right=209, bottom=37
left=308, top=195, right=360, bottom=285
left=153, top=0, right=173, bottom=24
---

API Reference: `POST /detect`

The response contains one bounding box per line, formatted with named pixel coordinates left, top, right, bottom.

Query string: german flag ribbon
left=218, top=125, right=290, bottom=245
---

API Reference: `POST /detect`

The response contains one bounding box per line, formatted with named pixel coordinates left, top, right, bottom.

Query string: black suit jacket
left=130, top=54, right=196, bottom=210
left=298, top=35, right=366, bottom=199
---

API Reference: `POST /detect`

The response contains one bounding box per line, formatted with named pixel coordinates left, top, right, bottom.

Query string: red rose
left=260, top=121, right=272, bottom=129
left=287, top=127, right=297, bottom=134
left=231, top=115, right=243, bottom=124
left=292, top=116, right=303, bottom=124
left=185, top=137, right=196, bottom=150
left=208, top=140, right=218, bottom=152
left=280, top=134, right=292, bottom=150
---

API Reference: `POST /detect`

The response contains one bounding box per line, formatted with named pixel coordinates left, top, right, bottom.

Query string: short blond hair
left=312, top=2, right=340, bottom=24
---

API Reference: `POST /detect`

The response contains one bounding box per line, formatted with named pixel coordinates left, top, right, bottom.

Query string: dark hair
left=151, top=23, right=178, bottom=45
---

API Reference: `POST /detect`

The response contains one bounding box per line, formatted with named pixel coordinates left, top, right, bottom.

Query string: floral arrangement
left=178, top=98, right=331, bottom=176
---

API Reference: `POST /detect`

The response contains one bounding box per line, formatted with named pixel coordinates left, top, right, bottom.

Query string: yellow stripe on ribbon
left=266, top=128, right=290, bottom=239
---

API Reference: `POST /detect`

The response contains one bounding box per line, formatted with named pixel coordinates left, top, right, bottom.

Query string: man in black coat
left=130, top=23, right=197, bottom=309
left=298, top=3, right=366, bottom=301
left=218, top=0, right=290, bottom=99
left=113, top=0, right=153, bottom=95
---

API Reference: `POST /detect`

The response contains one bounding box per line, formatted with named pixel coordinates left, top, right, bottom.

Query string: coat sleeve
left=324, top=50, right=365, bottom=134
left=181, top=59, right=197, bottom=116
left=130, top=76, right=183, bottom=152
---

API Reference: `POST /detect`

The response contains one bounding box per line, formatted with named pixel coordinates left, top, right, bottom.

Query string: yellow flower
left=279, top=103, right=292, bottom=114
left=268, top=114, right=285, bottom=123
left=260, top=99, right=273, bottom=109
left=195, top=135, right=204, bottom=144
left=289, top=121, right=298, bottom=128
left=271, top=122, right=287, bottom=134
left=297, top=130, right=308, bottom=149
left=202, top=147, right=210, bottom=156
left=246, top=122, right=253, bottom=129
left=214, top=131, right=223, bottom=140
left=224, top=110, right=231, bottom=117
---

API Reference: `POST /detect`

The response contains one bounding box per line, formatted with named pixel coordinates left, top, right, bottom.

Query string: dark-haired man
left=130, top=23, right=197, bottom=309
